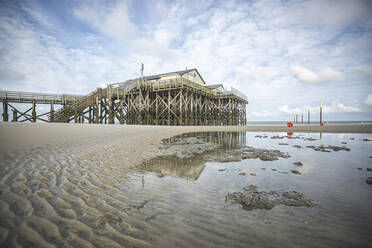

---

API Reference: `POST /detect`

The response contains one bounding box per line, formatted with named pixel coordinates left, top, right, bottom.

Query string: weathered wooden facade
left=1, top=69, right=248, bottom=125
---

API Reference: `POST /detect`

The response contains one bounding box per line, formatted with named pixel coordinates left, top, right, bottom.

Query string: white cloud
left=279, top=101, right=362, bottom=115
left=74, top=1, right=136, bottom=40
left=323, top=101, right=361, bottom=113
left=250, top=110, right=277, bottom=118
left=21, top=4, right=55, bottom=29
left=291, top=66, right=343, bottom=84
left=354, top=65, right=372, bottom=77
left=364, top=94, right=372, bottom=105
left=279, top=105, right=306, bottom=114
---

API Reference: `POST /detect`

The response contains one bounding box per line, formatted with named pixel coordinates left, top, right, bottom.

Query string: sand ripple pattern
left=0, top=143, right=154, bottom=248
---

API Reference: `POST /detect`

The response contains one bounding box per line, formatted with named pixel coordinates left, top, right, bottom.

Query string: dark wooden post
left=50, top=101, right=54, bottom=122
left=32, top=101, right=36, bottom=122
left=107, top=86, right=114, bottom=124
left=12, top=109, right=17, bottom=122
left=155, top=91, right=159, bottom=125
left=308, top=108, right=310, bottom=124
left=179, top=89, right=183, bottom=125
left=167, top=90, right=171, bottom=125
left=2, top=101, right=9, bottom=122
left=108, top=99, right=114, bottom=124
left=95, top=97, right=99, bottom=123
left=119, top=101, right=124, bottom=124
left=88, top=106, right=92, bottom=123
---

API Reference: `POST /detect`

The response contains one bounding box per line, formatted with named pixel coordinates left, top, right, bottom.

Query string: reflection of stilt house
left=144, top=132, right=247, bottom=180
left=0, top=69, right=248, bottom=125
left=143, top=157, right=206, bottom=180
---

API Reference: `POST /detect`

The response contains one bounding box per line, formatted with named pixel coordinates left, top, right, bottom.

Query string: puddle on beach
left=1, top=131, right=372, bottom=248
left=127, top=132, right=372, bottom=248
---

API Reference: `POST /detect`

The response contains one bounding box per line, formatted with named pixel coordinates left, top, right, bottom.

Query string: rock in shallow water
left=306, top=145, right=350, bottom=152
left=294, top=162, right=303, bottom=166
left=291, top=170, right=301, bottom=174
left=367, top=177, right=372, bottom=185
left=226, top=185, right=315, bottom=211
left=204, top=146, right=290, bottom=162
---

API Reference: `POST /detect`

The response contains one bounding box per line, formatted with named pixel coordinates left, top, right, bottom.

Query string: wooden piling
left=32, top=101, right=36, bottom=122
left=50, top=102, right=54, bottom=122
left=12, top=109, right=17, bottom=122
left=2, top=101, right=8, bottom=122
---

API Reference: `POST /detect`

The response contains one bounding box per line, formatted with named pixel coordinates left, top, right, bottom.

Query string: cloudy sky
left=0, top=0, right=371, bottom=121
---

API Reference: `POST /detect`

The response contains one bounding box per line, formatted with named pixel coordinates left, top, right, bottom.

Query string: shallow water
left=127, top=132, right=372, bottom=248
left=0, top=132, right=371, bottom=248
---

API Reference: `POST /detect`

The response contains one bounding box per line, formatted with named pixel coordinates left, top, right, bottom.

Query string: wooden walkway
left=0, top=90, right=83, bottom=122
left=0, top=90, right=83, bottom=104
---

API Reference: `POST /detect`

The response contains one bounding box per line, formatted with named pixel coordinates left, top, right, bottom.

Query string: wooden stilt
left=50, top=102, right=54, bottom=122
left=12, top=109, right=17, bottom=122
left=32, top=101, right=36, bottom=122
left=119, top=100, right=124, bottom=124
left=2, top=101, right=8, bottom=122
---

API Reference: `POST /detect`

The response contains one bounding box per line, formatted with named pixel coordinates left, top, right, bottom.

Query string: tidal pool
left=125, top=132, right=372, bottom=248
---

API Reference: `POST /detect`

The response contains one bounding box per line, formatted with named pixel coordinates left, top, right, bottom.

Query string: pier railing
left=145, top=77, right=248, bottom=103
left=0, top=90, right=83, bottom=104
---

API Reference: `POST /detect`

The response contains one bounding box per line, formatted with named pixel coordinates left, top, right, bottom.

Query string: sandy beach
left=1, top=123, right=371, bottom=153
left=0, top=123, right=371, bottom=247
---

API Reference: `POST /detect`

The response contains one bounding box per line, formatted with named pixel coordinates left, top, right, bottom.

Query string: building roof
left=143, top=68, right=206, bottom=84
left=205, top=84, right=224, bottom=89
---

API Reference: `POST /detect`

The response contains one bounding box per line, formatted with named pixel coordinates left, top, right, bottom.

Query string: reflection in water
left=142, top=132, right=246, bottom=180
left=143, top=157, right=206, bottom=180
left=166, top=131, right=247, bottom=150
left=130, top=132, right=372, bottom=248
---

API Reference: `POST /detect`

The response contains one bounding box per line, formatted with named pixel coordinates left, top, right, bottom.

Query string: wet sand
left=0, top=123, right=371, bottom=247
left=1, top=123, right=371, bottom=153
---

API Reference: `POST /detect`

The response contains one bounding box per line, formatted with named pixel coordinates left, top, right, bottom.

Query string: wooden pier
left=1, top=69, right=248, bottom=125
left=0, top=90, right=83, bottom=122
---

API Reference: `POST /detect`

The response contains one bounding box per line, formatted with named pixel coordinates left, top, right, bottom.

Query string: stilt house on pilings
left=0, top=69, right=248, bottom=125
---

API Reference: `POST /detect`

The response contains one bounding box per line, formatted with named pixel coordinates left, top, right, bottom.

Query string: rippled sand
left=0, top=123, right=371, bottom=247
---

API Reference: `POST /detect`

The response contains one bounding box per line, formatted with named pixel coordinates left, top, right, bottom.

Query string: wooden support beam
left=32, top=101, right=36, bottom=122
left=95, top=97, right=99, bottom=124
left=12, top=109, right=17, bottom=122
left=108, top=99, right=114, bottom=124
left=167, top=90, right=170, bottom=125
left=50, top=102, right=54, bottom=122
left=119, top=100, right=124, bottom=124
left=2, top=101, right=8, bottom=122
left=155, top=91, right=159, bottom=125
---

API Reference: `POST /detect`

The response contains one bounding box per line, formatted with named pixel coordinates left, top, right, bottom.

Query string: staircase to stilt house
left=49, top=79, right=139, bottom=123
left=49, top=89, right=101, bottom=122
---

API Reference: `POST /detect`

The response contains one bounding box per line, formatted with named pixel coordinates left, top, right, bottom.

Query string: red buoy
left=287, top=122, right=293, bottom=127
